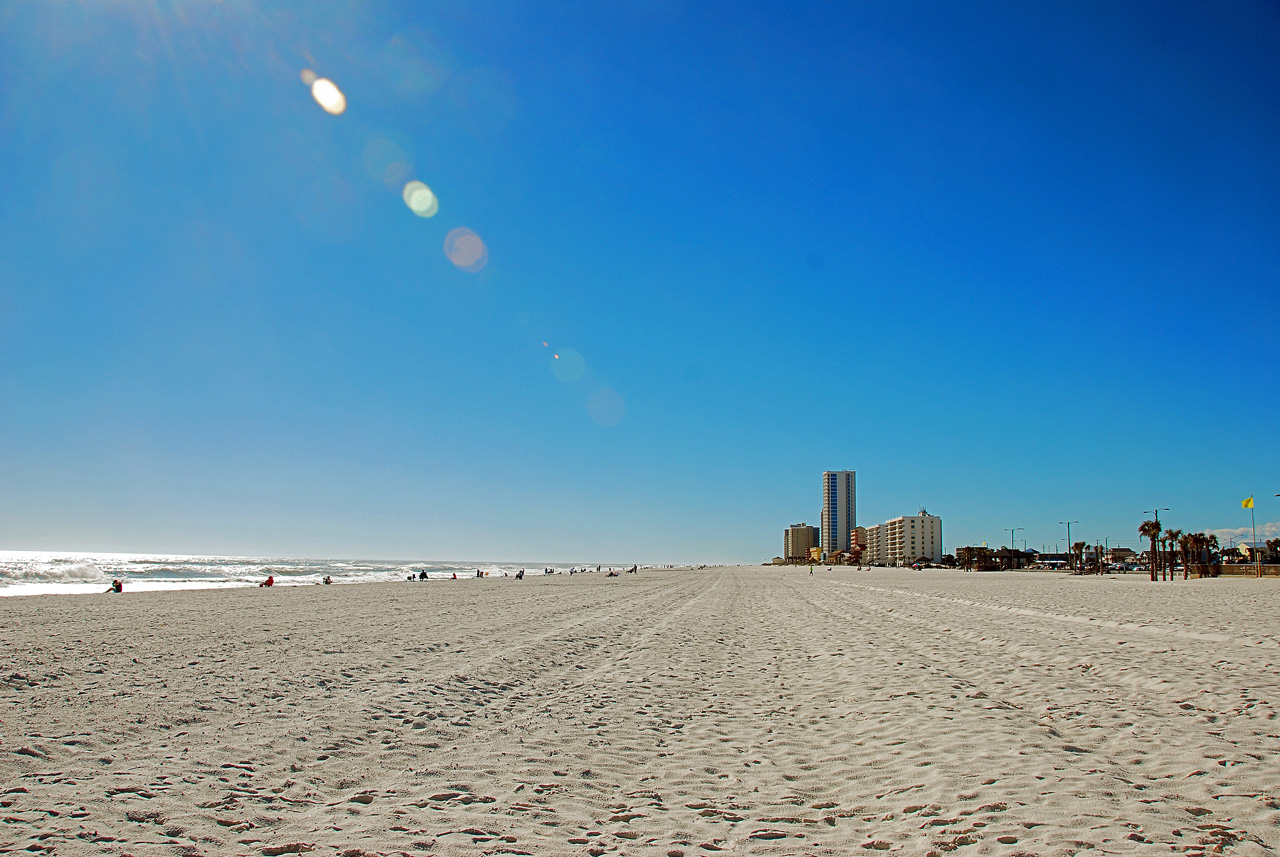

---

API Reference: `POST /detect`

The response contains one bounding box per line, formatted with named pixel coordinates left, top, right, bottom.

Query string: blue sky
left=1, top=0, right=1277, bottom=562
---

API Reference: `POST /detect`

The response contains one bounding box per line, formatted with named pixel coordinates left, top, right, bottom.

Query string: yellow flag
left=1243, top=497, right=1254, bottom=508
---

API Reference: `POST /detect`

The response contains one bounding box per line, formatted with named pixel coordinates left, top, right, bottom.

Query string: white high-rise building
left=863, top=510, right=943, bottom=566
left=821, top=471, right=856, bottom=554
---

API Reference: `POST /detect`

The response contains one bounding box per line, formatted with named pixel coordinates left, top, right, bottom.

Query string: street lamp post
left=1008, top=527, right=1023, bottom=569
left=1144, top=507, right=1170, bottom=580
left=1059, top=521, right=1077, bottom=570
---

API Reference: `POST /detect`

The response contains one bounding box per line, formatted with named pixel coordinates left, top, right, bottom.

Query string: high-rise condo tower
left=821, top=470, right=856, bottom=554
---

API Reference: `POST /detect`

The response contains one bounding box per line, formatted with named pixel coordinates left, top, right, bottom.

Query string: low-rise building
left=1240, top=541, right=1276, bottom=563
left=1106, top=547, right=1138, bottom=564
left=957, top=546, right=998, bottom=570
left=863, top=509, right=943, bottom=566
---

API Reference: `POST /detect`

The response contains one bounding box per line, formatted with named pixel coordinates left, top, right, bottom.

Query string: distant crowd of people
left=277, top=564, right=642, bottom=587
left=397, top=564, right=640, bottom=583
left=108, top=563, right=652, bottom=594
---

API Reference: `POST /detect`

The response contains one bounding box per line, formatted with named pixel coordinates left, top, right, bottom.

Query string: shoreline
left=0, top=551, right=679, bottom=597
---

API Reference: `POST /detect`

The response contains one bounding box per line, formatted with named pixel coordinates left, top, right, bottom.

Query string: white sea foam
left=0, top=558, right=107, bottom=583
left=0, top=551, right=637, bottom=596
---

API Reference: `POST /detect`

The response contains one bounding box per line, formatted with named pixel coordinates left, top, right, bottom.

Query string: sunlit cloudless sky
left=1, top=1, right=1277, bottom=562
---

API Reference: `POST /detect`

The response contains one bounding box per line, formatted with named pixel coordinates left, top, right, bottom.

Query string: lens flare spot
left=587, top=388, right=625, bottom=426
left=551, top=349, right=585, bottom=382
left=444, top=227, right=488, bottom=272
left=311, top=78, right=347, bottom=115
left=401, top=180, right=438, bottom=217
left=300, top=68, right=318, bottom=86
left=364, top=138, right=411, bottom=188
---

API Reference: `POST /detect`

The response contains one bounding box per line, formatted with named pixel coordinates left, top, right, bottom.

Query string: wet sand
left=2, top=567, right=1278, bottom=855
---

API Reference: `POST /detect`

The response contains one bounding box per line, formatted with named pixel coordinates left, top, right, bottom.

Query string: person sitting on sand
left=419, top=570, right=428, bottom=581
left=106, top=579, right=122, bottom=593
left=259, top=575, right=274, bottom=588
left=322, top=576, right=332, bottom=585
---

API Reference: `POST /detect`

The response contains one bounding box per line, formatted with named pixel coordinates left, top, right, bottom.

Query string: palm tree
left=1178, top=531, right=1195, bottom=580
left=1071, top=541, right=1087, bottom=573
left=1139, top=520, right=1161, bottom=582
left=1164, top=529, right=1183, bottom=582
left=1206, top=533, right=1220, bottom=576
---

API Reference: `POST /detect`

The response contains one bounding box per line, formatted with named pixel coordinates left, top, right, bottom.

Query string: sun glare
left=551, top=349, right=586, bottom=382
left=444, top=227, right=488, bottom=272
left=310, top=77, right=347, bottom=115
left=401, top=180, right=438, bottom=217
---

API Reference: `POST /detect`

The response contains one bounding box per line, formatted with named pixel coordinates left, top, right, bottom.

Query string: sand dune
left=2, top=567, right=1278, bottom=855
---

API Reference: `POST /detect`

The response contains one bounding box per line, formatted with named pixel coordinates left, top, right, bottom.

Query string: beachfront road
left=2, top=567, right=1278, bottom=855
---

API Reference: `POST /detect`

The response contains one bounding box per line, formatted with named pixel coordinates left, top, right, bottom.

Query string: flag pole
left=1253, top=502, right=1261, bottom=579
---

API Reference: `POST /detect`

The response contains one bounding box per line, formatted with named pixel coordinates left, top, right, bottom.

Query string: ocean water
left=0, top=551, right=623, bottom=597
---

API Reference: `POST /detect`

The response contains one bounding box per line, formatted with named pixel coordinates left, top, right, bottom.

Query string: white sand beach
left=2, top=566, right=1278, bottom=856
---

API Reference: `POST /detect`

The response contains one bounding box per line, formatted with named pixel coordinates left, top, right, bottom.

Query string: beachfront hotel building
left=863, top=510, right=943, bottom=566
left=784, top=523, right=820, bottom=561
left=821, top=471, right=856, bottom=554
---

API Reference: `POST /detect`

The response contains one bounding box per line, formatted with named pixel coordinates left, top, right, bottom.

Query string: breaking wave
left=0, top=552, right=637, bottom=595
left=0, top=558, right=107, bottom=584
